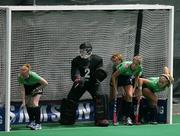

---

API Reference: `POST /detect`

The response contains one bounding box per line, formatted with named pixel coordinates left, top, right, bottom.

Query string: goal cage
left=0, top=5, right=174, bottom=131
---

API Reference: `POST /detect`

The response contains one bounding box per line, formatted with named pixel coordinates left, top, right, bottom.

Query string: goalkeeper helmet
left=79, top=42, right=92, bottom=59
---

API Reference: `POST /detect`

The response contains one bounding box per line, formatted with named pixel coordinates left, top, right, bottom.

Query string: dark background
left=0, top=0, right=179, bottom=103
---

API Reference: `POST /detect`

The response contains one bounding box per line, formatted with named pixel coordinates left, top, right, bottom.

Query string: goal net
left=0, top=5, right=174, bottom=131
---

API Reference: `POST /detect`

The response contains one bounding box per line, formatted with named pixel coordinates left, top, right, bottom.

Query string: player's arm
left=134, top=73, right=142, bottom=95
left=163, top=66, right=171, bottom=75
left=38, top=77, right=48, bottom=89
left=112, top=70, right=120, bottom=94
left=93, top=57, right=108, bottom=82
left=18, top=76, right=26, bottom=106
left=19, top=84, right=25, bottom=106
left=134, top=67, right=143, bottom=94
left=96, top=57, right=103, bottom=69
left=71, top=58, right=85, bottom=87
left=138, top=78, right=150, bottom=96
left=71, top=58, right=80, bottom=81
left=163, top=66, right=174, bottom=83
left=134, top=76, right=139, bottom=89
left=31, top=75, right=48, bottom=96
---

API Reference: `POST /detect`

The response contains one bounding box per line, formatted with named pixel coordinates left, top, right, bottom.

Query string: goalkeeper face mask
left=80, top=48, right=92, bottom=59
left=79, top=42, right=92, bottom=59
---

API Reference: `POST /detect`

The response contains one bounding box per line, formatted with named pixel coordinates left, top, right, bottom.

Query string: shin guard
left=95, top=94, right=109, bottom=126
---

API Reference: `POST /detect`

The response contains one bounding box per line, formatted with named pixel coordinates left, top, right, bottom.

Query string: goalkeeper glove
left=73, top=75, right=86, bottom=88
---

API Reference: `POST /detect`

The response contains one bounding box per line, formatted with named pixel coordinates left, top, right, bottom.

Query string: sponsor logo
left=0, top=115, right=3, bottom=125
left=10, top=101, right=94, bottom=124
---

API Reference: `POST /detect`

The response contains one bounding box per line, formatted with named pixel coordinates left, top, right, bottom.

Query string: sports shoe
left=121, top=116, right=126, bottom=124
left=30, top=124, right=42, bottom=130
left=26, top=122, right=35, bottom=129
left=149, top=121, right=158, bottom=125
left=125, top=117, right=133, bottom=126
left=140, top=117, right=145, bottom=124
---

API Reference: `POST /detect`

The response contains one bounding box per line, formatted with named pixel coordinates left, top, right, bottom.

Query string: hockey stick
left=134, top=85, right=142, bottom=125
left=135, top=97, right=141, bottom=125
left=113, top=89, right=118, bottom=126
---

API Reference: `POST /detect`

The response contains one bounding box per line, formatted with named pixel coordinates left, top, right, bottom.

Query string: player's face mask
left=80, top=48, right=92, bottom=59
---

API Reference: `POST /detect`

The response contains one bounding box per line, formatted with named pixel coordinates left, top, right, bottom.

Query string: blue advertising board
left=0, top=98, right=167, bottom=131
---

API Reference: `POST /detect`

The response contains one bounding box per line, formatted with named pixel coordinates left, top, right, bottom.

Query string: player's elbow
left=112, top=71, right=119, bottom=78
left=45, top=81, right=48, bottom=86
left=42, top=79, right=48, bottom=86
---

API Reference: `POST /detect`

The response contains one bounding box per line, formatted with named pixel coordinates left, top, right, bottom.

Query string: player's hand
left=74, top=75, right=86, bottom=88
left=136, top=95, right=142, bottom=101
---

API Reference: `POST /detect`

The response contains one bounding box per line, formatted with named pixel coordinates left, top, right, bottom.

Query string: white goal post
left=0, top=5, right=174, bottom=132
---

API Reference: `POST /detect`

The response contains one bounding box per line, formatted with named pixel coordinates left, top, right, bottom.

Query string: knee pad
left=95, top=94, right=109, bottom=126
left=60, top=99, right=77, bottom=125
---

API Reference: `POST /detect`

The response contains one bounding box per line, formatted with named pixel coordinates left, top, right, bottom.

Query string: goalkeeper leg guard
left=95, top=94, right=109, bottom=127
left=59, top=98, right=77, bottom=125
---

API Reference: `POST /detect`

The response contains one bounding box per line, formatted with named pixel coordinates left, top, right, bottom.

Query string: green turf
left=173, top=115, right=180, bottom=123
left=0, top=116, right=180, bottom=136
left=1, top=123, right=180, bottom=136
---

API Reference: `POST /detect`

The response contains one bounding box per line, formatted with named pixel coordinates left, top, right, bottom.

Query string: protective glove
left=73, top=75, right=86, bottom=88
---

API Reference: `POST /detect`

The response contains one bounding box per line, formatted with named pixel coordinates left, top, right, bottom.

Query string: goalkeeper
left=138, top=66, right=173, bottom=124
left=18, top=64, right=48, bottom=130
left=60, top=42, right=109, bottom=126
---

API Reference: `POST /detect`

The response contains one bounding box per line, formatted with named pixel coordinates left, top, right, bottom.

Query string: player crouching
left=138, top=66, right=173, bottom=124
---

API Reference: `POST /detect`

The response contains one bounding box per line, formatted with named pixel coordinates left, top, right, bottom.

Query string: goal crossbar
left=0, top=5, right=174, bottom=11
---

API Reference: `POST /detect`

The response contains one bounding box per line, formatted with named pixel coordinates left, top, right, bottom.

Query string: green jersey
left=145, top=77, right=167, bottom=93
left=116, top=61, right=142, bottom=77
left=18, top=71, right=41, bottom=86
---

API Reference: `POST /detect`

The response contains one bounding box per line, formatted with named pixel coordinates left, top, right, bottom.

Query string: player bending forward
left=60, top=42, right=109, bottom=126
left=112, top=55, right=143, bottom=125
left=18, top=64, right=48, bottom=130
left=138, top=66, right=173, bottom=124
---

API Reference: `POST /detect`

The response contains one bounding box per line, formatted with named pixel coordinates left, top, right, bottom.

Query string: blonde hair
left=160, top=74, right=174, bottom=87
left=161, top=66, right=174, bottom=85
left=111, top=53, right=123, bottom=62
left=22, top=64, right=31, bottom=70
